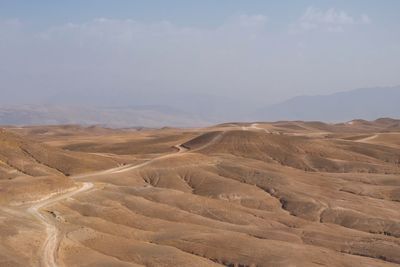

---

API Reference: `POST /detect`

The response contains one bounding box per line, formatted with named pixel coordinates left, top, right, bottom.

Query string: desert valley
left=1, top=118, right=400, bottom=267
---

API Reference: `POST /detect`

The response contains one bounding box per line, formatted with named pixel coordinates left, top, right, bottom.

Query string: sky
left=1, top=0, right=400, bottom=110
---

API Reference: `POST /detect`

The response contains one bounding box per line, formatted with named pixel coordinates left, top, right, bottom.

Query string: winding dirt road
left=356, top=134, right=379, bottom=143
left=29, top=142, right=190, bottom=267
left=27, top=182, right=94, bottom=267
left=242, top=123, right=271, bottom=133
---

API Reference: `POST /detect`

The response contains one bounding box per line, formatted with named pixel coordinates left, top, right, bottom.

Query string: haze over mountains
left=256, top=86, right=400, bottom=122
left=0, top=105, right=209, bottom=128
left=1, top=86, right=399, bottom=127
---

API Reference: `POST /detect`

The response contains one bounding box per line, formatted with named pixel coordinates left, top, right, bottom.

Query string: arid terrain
left=1, top=118, right=400, bottom=267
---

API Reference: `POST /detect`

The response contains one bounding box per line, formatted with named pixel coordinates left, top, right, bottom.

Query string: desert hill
left=0, top=128, right=118, bottom=177
left=0, top=128, right=121, bottom=205
left=1, top=119, right=400, bottom=266
left=183, top=129, right=400, bottom=173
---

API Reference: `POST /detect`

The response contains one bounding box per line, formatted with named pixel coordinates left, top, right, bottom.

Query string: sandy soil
left=1, top=119, right=400, bottom=266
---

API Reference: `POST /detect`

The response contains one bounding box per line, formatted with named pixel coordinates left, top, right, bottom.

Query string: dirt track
left=27, top=182, right=94, bottom=267
left=30, top=142, right=190, bottom=267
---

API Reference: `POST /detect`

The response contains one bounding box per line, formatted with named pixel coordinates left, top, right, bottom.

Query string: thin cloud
left=238, top=14, right=268, bottom=27
left=0, top=15, right=271, bottom=104
left=291, top=6, right=371, bottom=33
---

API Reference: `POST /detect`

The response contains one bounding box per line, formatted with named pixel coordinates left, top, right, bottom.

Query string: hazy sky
left=1, top=0, right=399, bottom=107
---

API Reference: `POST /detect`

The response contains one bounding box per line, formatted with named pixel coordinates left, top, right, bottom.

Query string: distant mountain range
left=1, top=86, right=399, bottom=127
left=0, top=105, right=210, bottom=128
left=256, top=86, right=400, bottom=122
